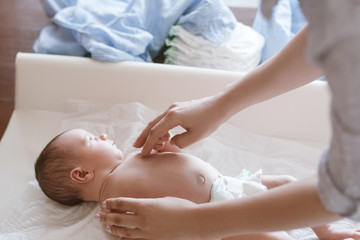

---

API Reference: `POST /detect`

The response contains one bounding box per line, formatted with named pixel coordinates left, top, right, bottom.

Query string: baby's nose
left=99, top=133, right=108, bottom=141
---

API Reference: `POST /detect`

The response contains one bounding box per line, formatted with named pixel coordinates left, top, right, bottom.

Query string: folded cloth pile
left=164, top=23, right=264, bottom=72
left=33, top=0, right=237, bottom=62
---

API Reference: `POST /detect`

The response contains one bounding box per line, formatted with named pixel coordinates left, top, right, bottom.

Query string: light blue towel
left=252, top=0, right=307, bottom=63
left=34, top=0, right=236, bottom=62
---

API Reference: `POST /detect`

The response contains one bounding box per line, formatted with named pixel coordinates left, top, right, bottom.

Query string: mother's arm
left=98, top=176, right=340, bottom=240
left=135, top=26, right=323, bottom=156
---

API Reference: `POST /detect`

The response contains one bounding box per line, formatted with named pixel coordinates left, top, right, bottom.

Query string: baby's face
left=58, top=129, right=124, bottom=171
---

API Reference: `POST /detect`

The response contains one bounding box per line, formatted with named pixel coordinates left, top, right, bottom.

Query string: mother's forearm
left=217, top=25, right=323, bottom=120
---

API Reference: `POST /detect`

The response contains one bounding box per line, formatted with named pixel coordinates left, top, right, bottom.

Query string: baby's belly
left=150, top=165, right=219, bottom=203
left=115, top=152, right=220, bottom=204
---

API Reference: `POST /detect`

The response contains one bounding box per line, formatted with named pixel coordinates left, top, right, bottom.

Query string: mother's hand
left=134, top=96, right=227, bottom=156
left=97, top=197, right=201, bottom=240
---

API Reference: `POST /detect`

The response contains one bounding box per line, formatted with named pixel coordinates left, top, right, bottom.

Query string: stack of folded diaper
left=164, top=22, right=265, bottom=72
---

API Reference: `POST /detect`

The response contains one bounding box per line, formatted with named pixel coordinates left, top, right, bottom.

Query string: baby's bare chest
left=103, top=152, right=219, bottom=203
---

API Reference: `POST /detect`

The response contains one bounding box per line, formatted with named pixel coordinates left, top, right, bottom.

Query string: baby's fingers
left=153, top=142, right=165, bottom=151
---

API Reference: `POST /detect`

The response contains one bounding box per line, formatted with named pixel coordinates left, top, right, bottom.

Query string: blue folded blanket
left=252, top=0, right=307, bottom=63
left=34, top=0, right=236, bottom=62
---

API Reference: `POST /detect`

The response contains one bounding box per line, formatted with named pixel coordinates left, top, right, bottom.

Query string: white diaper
left=210, top=169, right=268, bottom=202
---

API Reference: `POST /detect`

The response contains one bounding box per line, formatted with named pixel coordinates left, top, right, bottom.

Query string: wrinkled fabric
left=34, top=0, right=236, bottom=62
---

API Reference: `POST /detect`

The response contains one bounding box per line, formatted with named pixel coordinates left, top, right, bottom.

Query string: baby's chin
left=117, top=149, right=124, bottom=161
left=110, top=142, right=123, bottom=158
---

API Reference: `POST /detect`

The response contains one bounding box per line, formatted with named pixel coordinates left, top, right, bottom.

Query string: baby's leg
left=261, top=174, right=297, bottom=189
left=311, top=225, right=360, bottom=240
left=222, top=231, right=294, bottom=240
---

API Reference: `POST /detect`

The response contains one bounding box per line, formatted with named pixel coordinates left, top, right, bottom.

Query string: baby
left=35, top=128, right=360, bottom=240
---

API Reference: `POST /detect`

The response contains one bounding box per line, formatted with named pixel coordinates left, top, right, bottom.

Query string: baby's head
left=35, top=129, right=123, bottom=206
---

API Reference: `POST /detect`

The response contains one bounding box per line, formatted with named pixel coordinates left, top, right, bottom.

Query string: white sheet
left=0, top=102, right=357, bottom=240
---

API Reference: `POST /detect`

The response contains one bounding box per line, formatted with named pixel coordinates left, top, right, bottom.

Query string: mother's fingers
left=103, top=197, right=140, bottom=213
left=133, top=111, right=168, bottom=148
left=107, top=225, right=148, bottom=239
left=141, top=112, right=182, bottom=156
left=99, top=212, right=142, bottom=229
left=99, top=198, right=151, bottom=239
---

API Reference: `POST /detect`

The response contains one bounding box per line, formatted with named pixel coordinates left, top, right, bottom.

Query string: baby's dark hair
left=35, top=131, right=84, bottom=206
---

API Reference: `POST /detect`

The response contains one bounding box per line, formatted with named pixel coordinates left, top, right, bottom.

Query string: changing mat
left=0, top=101, right=358, bottom=240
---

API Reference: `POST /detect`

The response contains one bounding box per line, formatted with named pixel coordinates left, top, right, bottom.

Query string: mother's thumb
left=171, top=132, right=199, bottom=149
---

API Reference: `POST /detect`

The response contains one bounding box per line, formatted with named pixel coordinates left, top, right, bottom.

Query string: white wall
left=223, top=0, right=260, bottom=8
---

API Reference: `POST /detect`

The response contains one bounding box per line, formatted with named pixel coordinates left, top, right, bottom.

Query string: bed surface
left=0, top=52, right=330, bottom=223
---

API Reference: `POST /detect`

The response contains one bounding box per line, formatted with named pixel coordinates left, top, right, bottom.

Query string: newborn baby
left=35, top=128, right=360, bottom=240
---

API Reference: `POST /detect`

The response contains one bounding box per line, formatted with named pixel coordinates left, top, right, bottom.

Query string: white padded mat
left=0, top=101, right=357, bottom=240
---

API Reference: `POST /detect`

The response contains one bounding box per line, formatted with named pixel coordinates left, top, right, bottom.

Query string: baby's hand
left=153, top=133, right=181, bottom=153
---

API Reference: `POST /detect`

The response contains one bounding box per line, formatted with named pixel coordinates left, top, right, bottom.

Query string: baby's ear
left=70, top=167, right=94, bottom=183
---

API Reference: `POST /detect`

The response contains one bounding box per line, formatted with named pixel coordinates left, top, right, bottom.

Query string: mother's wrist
left=212, top=91, right=242, bottom=123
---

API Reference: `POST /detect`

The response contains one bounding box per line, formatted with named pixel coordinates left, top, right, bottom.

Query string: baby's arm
left=153, top=132, right=181, bottom=153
